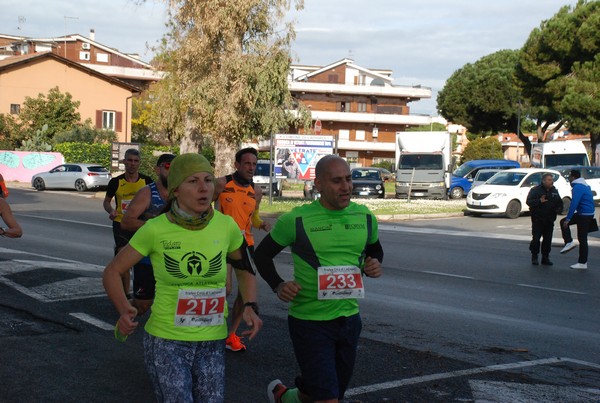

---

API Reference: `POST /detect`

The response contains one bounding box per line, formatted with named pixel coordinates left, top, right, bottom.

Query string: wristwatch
left=243, top=302, right=259, bottom=315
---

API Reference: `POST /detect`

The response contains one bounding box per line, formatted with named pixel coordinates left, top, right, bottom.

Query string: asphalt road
left=1, top=187, right=600, bottom=402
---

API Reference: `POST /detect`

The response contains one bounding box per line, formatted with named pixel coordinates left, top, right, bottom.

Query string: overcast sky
left=1, top=0, right=580, bottom=114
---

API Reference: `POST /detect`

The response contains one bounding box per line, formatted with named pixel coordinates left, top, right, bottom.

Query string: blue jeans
left=288, top=314, right=362, bottom=401
left=143, top=333, right=225, bottom=403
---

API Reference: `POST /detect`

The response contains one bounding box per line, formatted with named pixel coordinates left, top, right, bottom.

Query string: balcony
left=289, top=81, right=432, bottom=99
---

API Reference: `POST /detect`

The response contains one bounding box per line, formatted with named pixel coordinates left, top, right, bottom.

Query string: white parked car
left=32, top=163, right=111, bottom=192
left=552, top=165, right=600, bottom=204
left=466, top=168, right=571, bottom=219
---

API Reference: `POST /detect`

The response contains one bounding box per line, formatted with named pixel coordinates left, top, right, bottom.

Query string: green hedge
left=54, top=142, right=178, bottom=179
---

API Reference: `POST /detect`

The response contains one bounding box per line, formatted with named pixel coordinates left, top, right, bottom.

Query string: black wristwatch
left=243, top=302, right=259, bottom=315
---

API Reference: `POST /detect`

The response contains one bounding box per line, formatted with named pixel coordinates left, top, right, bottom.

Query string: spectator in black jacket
left=526, top=173, right=563, bottom=265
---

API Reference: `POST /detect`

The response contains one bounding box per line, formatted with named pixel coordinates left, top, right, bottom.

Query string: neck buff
left=233, top=171, right=253, bottom=186
left=166, top=199, right=214, bottom=230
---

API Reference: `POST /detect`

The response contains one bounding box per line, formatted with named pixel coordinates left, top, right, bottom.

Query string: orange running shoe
left=225, top=333, right=246, bottom=352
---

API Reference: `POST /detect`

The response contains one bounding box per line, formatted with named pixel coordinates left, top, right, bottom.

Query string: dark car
left=351, top=167, right=385, bottom=198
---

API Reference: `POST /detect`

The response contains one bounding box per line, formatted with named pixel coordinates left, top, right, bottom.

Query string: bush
left=54, top=142, right=179, bottom=179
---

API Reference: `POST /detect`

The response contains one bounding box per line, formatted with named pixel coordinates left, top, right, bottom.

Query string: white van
left=254, top=160, right=282, bottom=196
left=530, top=141, right=589, bottom=168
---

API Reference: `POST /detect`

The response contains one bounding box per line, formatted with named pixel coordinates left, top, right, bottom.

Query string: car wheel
left=33, top=177, right=45, bottom=191
left=450, top=187, right=464, bottom=199
left=561, top=197, right=571, bottom=215
left=505, top=200, right=521, bottom=219
left=75, top=179, right=88, bottom=192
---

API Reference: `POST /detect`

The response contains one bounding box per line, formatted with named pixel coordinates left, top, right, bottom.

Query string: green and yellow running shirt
left=105, top=173, right=153, bottom=223
left=270, top=200, right=378, bottom=321
left=129, top=212, right=243, bottom=341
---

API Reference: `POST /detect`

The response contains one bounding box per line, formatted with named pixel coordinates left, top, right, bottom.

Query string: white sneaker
left=570, top=263, right=588, bottom=270
left=560, top=241, right=577, bottom=254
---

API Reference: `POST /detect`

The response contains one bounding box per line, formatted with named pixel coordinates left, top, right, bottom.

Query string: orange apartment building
left=0, top=52, right=141, bottom=142
left=0, top=30, right=162, bottom=142
left=259, top=58, right=434, bottom=167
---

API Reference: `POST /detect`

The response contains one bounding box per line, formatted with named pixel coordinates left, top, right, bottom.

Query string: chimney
left=90, top=29, right=95, bottom=41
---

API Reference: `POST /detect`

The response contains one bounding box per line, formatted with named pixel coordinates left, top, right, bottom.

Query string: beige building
left=0, top=52, right=140, bottom=142
left=258, top=58, right=434, bottom=167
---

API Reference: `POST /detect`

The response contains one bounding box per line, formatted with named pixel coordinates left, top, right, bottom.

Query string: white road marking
left=15, top=213, right=112, bottom=228
left=69, top=313, right=114, bottom=331
left=470, top=380, right=600, bottom=401
left=0, top=246, right=105, bottom=266
left=423, top=271, right=474, bottom=279
left=378, top=224, right=600, bottom=246
left=0, top=274, right=52, bottom=302
left=0, top=257, right=105, bottom=302
left=346, top=357, right=600, bottom=396
left=517, top=283, right=586, bottom=295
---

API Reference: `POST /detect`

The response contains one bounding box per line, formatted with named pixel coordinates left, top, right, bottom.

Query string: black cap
left=157, top=153, right=176, bottom=166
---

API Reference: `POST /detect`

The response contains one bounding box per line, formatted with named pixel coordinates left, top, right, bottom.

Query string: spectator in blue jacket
left=560, top=169, right=595, bottom=270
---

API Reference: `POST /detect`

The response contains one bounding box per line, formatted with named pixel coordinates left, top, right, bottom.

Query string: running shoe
left=225, top=333, right=246, bottom=352
left=560, top=241, right=577, bottom=254
left=267, top=379, right=288, bottom=403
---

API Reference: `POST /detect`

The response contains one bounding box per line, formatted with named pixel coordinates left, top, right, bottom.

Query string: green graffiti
left=0, top=152, right=20, bottom=168
left=22, top=153, right=57, bottom=169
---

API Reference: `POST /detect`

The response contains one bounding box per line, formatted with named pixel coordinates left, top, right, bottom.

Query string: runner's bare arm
left=103, top=245, right=144, bottom=332
left=228, top=248, right=263, bottom=339
left=0, top=199, right=22, bottom=238
left=121, top=186, right=151, bottom=231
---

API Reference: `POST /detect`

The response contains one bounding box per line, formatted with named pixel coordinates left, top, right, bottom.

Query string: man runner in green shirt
left=254, top=155, right=384, bottom=403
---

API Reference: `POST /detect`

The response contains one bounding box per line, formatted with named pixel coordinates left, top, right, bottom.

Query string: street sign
left=314, top=119, right=322, bottom=135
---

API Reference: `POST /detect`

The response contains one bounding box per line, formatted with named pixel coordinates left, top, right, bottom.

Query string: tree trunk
left=591, top=133, right=598, bottom=166
left=179, top=111, right=203, bottom=154
left=213, top=136, right=238, bottom=177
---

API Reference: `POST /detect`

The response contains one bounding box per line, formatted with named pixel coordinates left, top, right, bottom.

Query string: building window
left=10, top=104, right=20, bottom=114
left=337, top=101, right=350, bottom=113
left=339, top=129, right=350, bottom=140
left=357, top=102, right=367, bottom=112
left=328, top=74, right=339, bottom=83
left=355, top=130, right=365, bottom=141
left=102, top=111, right=116, bottom=130
left=96, top=53, right=109, bottom=63
left=79, top=51, right=91, bottom=61
left=358, top=75, right=366, bottom=85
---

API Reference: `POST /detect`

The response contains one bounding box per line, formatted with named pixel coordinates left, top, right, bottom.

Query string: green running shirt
left=270, top=200, right=379, bottom=321
left=129, top=212, right=243, bottom=341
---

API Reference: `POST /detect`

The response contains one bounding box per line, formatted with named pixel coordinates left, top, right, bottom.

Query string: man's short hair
left=124, top=148, right=140, bottom=159
left=157, top=153, right=176, bottom=166
left=542, top=172, right=554, bottom=181
left=235, top=147, right=258, bottom=163
left=570, top=169, right=581, bottom=179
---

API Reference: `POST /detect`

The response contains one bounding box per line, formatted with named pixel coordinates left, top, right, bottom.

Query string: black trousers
left=530, top=218, right=554, bottom=257
left=560, top=213, right=593, bottom=264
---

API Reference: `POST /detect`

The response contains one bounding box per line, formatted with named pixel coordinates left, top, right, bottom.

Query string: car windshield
left=487, top=171, right=527, bottom=186
left=581, top=167, right=600, bottom=179
left=399, top=154, right=443, bottom=170
left=352, top=169, right=380, bottom=180
left=453, top=163, right=473, bottom=177
left=255, top=163, right=272, bottom=176
left=88, top=166, right=109, bottom=173
left=476, top=171, right=498, bottom=182
left=545, top=154, right=588, bottom=167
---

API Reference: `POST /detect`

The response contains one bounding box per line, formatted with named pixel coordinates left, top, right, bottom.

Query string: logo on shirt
left=161, top=240, right=181, bottom=250
left=345, top=223, right=365, bottom=230
left=164, top=251, right=223, bottom=279
left=310, top=224, right=333, bottom=232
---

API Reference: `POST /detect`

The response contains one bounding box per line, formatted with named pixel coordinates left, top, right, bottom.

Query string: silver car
left=32, top=163, right=111, bottom=192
